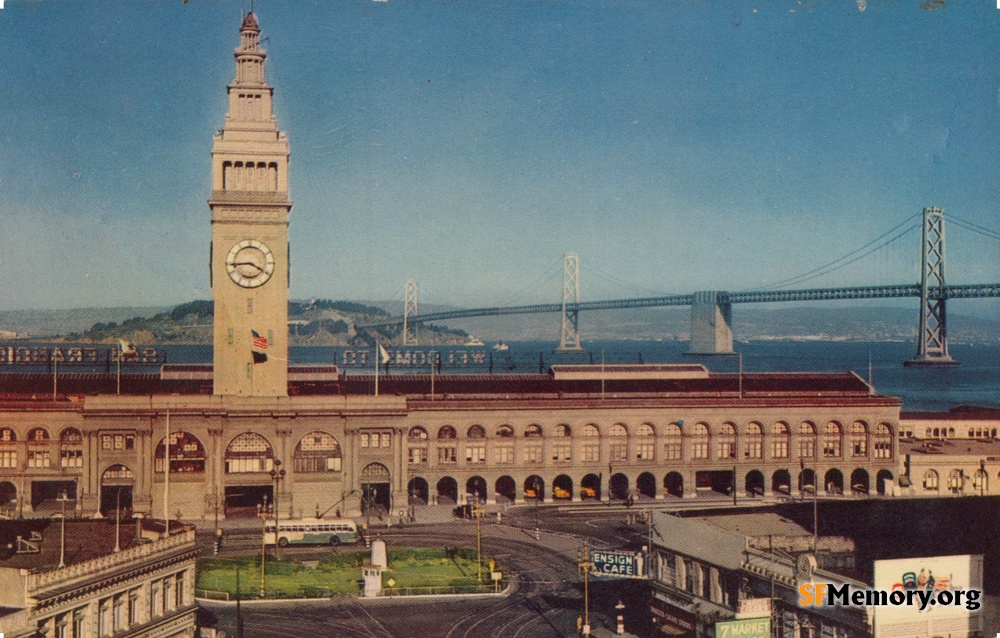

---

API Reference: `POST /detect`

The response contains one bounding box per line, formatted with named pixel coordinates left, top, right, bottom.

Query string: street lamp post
left=269, top=460, right=286, bottom=559
left=258, top=497, right=269, bottom=598
left=473, top=497, right=485, bottom=585
left=577, top=541, right=593, bottom=636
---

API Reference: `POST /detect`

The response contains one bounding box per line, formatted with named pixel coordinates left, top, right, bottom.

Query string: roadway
left=198, top=512, right=655, bottom=638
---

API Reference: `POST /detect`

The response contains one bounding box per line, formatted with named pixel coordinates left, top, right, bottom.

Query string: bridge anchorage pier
left=905, top=207, right=959, bottom=368
left=684, top=291, right=734, bottom=356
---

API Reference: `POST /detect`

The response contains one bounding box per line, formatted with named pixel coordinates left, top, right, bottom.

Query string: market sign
left=590, top=549, right=645, bottom=578
left=714, top=617, right=770, bottom=638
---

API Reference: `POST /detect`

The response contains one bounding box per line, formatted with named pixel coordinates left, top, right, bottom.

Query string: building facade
left=0, top=14, right=903, bottom=522
left=0, top=366, right=902, bottom=521
left=0, top=519, right=198, bottom=638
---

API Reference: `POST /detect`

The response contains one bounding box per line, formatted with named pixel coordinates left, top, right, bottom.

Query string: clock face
left=226, top=239, right=275, bottom=288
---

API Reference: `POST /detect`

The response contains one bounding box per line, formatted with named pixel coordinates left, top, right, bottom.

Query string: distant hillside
left=0, top=300, right=468, bottom=346
left=0, top=307, right=170, bottom=338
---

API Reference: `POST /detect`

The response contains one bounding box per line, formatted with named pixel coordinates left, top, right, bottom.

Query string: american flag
left=252, top=330, right=268, bottom=350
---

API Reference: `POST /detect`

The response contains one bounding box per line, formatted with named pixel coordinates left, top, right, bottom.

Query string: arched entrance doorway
left=851, top=469, right=869, bottom=495
left=876, top=470, right=894, bottom=496
left=407, top=477, right=428, bottom=505
left=798, top=469, right=816, bottom=494
left=495, top=476, right=516, bottom=503
left=581, top=474, right=601, bottom=500
left=825, top=469, right=844, bottom=495
left=772, top=470, right=791, bottom=495
left=663, top=472, right=683, bottom=498
left=436, top=476, right=458, bottom=504
left=637, top=473, right=657, bottom=499
left=745, top=470, right=765, bottom=497
left=609, top=473, right=629, bottom=501
left=466, top=476, right=487, bottom=503
left=0, top=481, right=16, bottom=508
left=524, top=475, right=544, bottom=502
left=100, top=464, right=134, bottom=517
left=553, top=475, right=573, bottom=500
left=361, top=463, right=391, bottom=514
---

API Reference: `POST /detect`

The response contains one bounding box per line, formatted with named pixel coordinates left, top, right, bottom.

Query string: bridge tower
left=555, top=253, right=584, bottom=352
left=403, top=280, right=418, bottom=346
left=906, top=207, right=958, bottom=367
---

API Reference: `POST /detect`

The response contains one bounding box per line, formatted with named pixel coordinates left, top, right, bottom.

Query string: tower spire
left=210, top=11, right=292, bottom=396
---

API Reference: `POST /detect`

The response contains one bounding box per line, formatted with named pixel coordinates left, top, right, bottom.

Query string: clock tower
left=209, top=12, right=291, bottom=396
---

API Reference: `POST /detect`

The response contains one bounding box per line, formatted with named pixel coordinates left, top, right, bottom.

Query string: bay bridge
left=363, top=208, right=1000, bottom=366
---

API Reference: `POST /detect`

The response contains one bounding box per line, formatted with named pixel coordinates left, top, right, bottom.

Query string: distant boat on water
left=493, top=341, right=509, bottom=351
left=466, top=336, right=484, bottom=347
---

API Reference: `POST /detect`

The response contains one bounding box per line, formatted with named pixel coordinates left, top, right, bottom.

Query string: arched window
left=525, top=424, right=543, bottom=438
left=923, top=469, right=939, bottom=490
left=799, top=422, right=816, bottom=459
left=664, top=423, right=682, bottom=460
left=438, top=426, right=457, bottom=439
left=637, top=423, right=655, bottom=437
left=60, top=427, right=84, bottom=468
left=744, top=422, right=763, bottom=459
left=609, top=423, right=628, bottom=461
left=554, top=424, right=572, bottom=437
left=850, top=421, right=868, bottom=457
left=823, top=422, right=842, bottom=458
left=609, top=423, right=628, bottom=437
left=581, top=424, right=600, bottom=437
left=948, top=469, right=964, bottom=491
left=26, top=427, right=51, bottom=468
left=156, top=432, right=206, bottom=473
left=294, top=432, right=342, bottom=472
left=717, top=423, right=736, bottom=459
left=225, top=432, right=274, bottom=474
left=496, top=425, right=515, bottom=438
left=873, top=423, right=893, bottom=459
left=0, top=428, right=17, bottom=469
left=691, top=423, right=710, bottom=460
left=408, top=427, right=428, bottom=440
left=771, top=422, right=790, bottom=459
left=467, top=425, right=486, bottom=439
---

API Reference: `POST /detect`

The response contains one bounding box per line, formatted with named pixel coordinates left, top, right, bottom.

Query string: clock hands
left=232, top=261, right=264, bottom=274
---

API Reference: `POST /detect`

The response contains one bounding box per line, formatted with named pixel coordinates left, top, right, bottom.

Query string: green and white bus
left=263, top=518, right=359, bottom=547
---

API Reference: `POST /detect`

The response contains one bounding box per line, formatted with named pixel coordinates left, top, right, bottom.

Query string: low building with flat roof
left=0, top=518, right=198, bottom=638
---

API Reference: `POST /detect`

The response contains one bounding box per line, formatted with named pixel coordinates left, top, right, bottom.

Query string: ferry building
left=0, top=13, right=908, bottom=523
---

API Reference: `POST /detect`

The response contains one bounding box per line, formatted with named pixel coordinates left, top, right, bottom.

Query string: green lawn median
left=196, top=547, right=504, bottom=600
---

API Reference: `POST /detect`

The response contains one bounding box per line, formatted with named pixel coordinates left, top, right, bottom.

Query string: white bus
left=263, top=518, right=359, bottom=547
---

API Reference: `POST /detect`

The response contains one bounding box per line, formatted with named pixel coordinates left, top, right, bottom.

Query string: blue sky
left=0, top=0, right=998, bottom=315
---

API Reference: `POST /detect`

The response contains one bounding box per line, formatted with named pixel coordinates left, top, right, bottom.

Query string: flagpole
left=374, top=342, right=380, bottom=397
left=164, top=408, right=170, bottom=533
left=53, top=356, right=58, bottom=401
left=430, top=353, right=435, bottom=400
left=117, top=343, right=121, bottom=395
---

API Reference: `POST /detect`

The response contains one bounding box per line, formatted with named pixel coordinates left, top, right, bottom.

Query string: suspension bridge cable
left=743, top=212, right=923, bottom=291
left=493, top=257, right=564, bottom=307
left=580, top=262, right=674, bottom=298
left=757, top=225, right=919, bottom=290
left=947, top=216, right=1000, bottom=242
